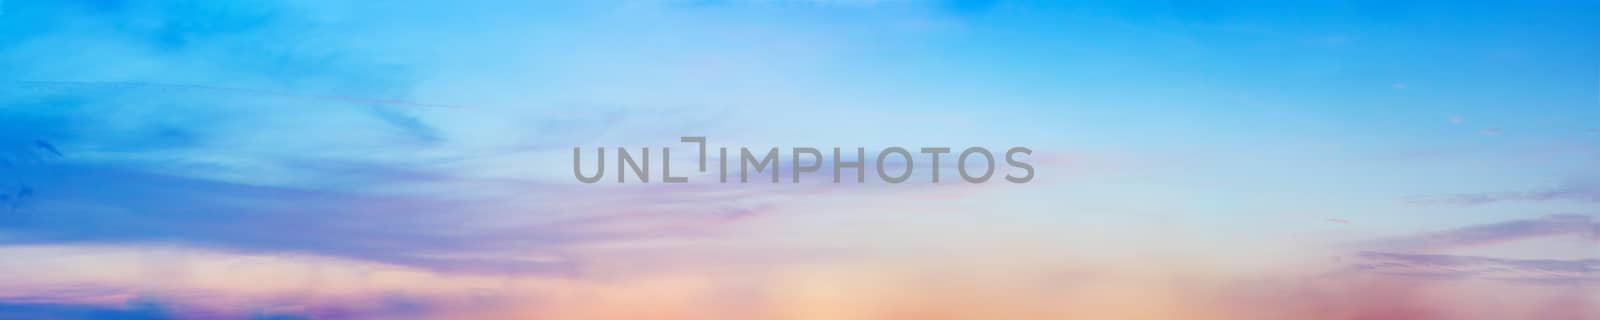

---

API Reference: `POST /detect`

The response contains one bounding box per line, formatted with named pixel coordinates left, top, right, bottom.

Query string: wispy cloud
left=1406, top=183, right=1600, bottom=206
left=1337, top=214, right=1600, bottom=289
left=1350, top=251, right=1597, bottom=284
left=0, top=158, right=843, bottom=274
left=1365, top=214, right=1598, bottom=252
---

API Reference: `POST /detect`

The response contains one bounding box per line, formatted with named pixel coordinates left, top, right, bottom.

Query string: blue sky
left=0, top=1, right=1597, bottom=319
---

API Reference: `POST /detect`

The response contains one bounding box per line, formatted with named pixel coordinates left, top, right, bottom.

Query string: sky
left=0, top=0, right=1597, bottom=319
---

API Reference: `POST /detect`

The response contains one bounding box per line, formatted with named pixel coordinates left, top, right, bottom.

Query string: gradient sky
left=1, top=1, right=1597, bottom=319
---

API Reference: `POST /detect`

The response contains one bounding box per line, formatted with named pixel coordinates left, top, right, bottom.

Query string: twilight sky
left=0, top=1, right=1597, bottom=319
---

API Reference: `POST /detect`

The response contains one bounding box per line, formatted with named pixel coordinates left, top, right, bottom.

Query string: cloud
left=366, top=105, right=444, bottom=144
left=1481, top=128, right=1504, bottom=135
left=0, top=300, right=172, bottom=320
left=1339, top=214, right=1599, bottom=289
left=15, top=81, right=474, bottom=109
left=0, top=0, right=936, bottom=277
left=1406, top=182, right=1600, bottom=206
left=1365, top=214, right=1598, bottom=252
left=1350, top=251, right=1598, bottom=284
left=0, top=292, right=447, bottom=320
left=0, top=157, right=834, bottom=274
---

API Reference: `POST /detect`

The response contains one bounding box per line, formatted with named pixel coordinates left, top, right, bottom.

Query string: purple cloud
left=1406, top=182, right=1600, bottom=206
left=1365, top=215, right=1598, bottom=252
left=1344, top=215, right=1600, bottom=284
left=1351, top=251, right=1598, bottom=284
left=0, top=158, right=823, bottom=275
left=0, top=291, right=447, bottom=320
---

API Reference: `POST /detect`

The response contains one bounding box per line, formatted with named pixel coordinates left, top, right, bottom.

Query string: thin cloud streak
left=1364, top=214, right=1599, bottom=252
